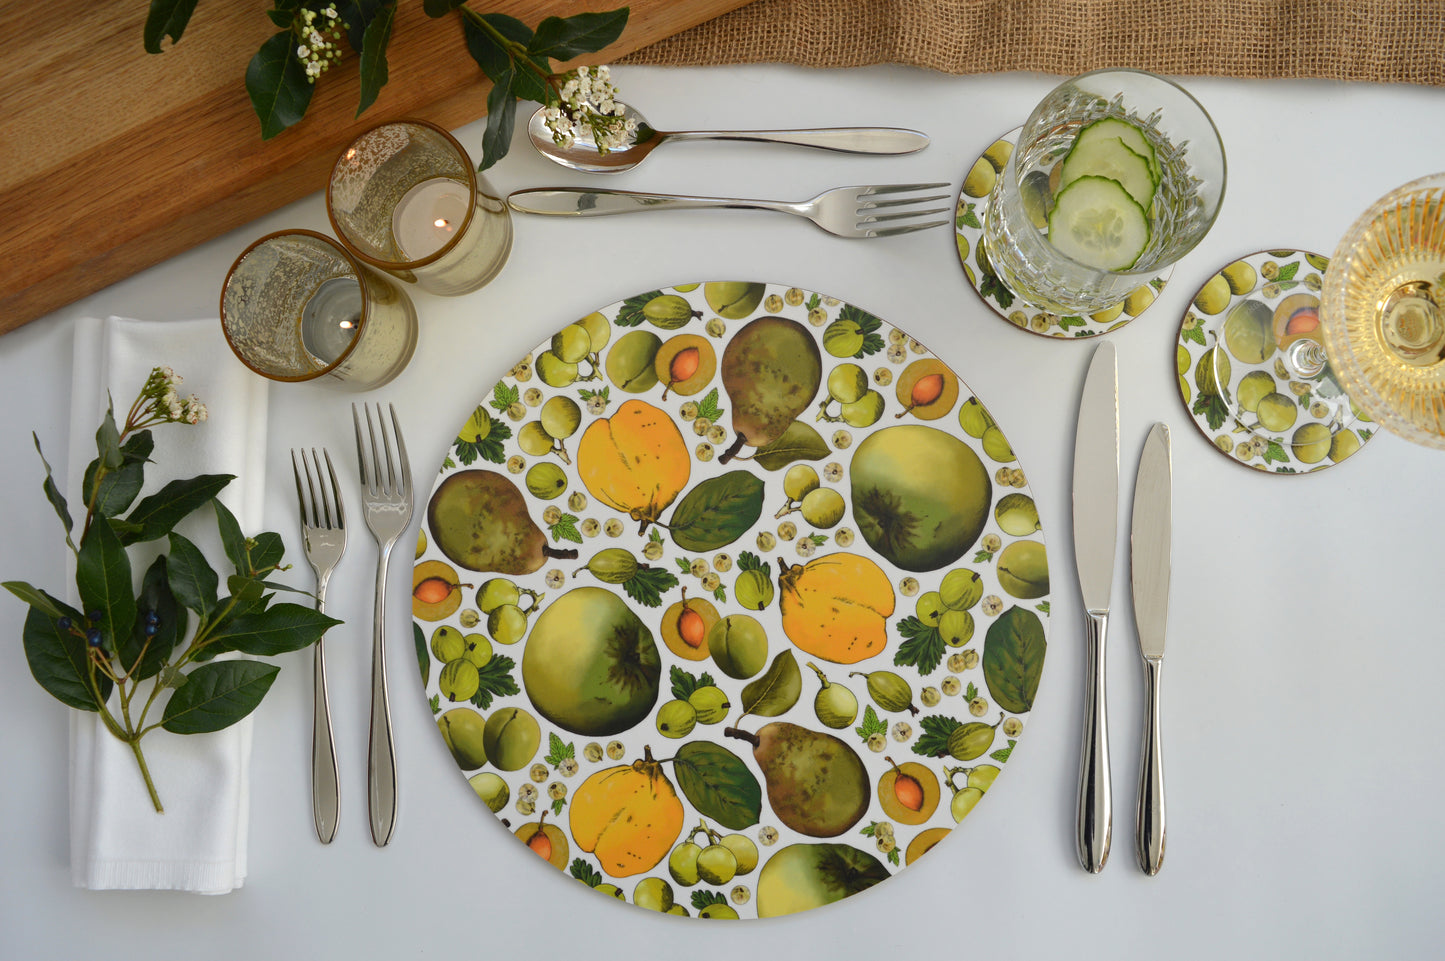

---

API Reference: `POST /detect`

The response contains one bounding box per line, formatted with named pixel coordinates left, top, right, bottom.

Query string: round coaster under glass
left=1175, top=249, right=1378, bottom=473
left=953, top=128, right=1173, bottom=339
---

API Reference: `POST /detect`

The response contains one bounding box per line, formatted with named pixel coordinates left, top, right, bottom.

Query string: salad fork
left=291, top=448, right=346, bottom=845
left=353, top=403, right=412, bottom=847
left=506, top=183, right=954, bottom=238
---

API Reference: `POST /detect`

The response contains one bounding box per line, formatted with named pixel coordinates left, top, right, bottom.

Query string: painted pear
left=718, top=316, right=822, bottom=462
left=724, top=721, right=868, bottom=837
left=427, top=469, right=578, bottom=574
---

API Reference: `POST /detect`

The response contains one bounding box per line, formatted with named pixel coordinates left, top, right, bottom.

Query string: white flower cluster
left=295, top=5, right=347, bottom=83
left=541, top=66, right=638, bottom=153
left=142, top=366, right=208, bottom=426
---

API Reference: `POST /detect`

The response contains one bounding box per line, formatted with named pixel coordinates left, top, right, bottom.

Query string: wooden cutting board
left=0, top=1, right=752, bottom=334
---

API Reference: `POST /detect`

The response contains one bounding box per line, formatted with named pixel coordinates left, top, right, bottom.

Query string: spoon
left=527, top=103, right=930, bottom=173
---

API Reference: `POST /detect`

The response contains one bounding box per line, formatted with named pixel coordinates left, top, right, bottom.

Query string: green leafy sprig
left=145, top=1, right=630, bottom=167
left=5, top=368, right=339, bottom=811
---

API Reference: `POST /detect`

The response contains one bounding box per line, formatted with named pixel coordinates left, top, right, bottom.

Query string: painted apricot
left=577, top=400, right=691, bottom=530
left=660, top=592, right=719, bottom=661
left=905, top=826, right=952, bottom=864
left=515, top=812, right=569, bottom=869
left=569, top=750, right=685, bottom=878
left=878, top=758, right=941, bottom=825
left=778, top=552, right=895, bottom=664
left=894, top=358, right=959, bottom=421
left=413, top=560, right=466, bottom=620
left=654, top=334, right=717, bottom=398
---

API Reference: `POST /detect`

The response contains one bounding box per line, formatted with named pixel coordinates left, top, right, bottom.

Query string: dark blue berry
left=145, top=610, right=159, bottom=626
left=87, top=610, right=102, bottom=623
left=145, top=624, right=159, bottom=637
left=86, top=629, right=102, bottom=647
left=57, top=617, right=72, bottom=631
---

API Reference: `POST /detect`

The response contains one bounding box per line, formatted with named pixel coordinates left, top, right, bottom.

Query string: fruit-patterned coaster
left=1176, top=249, right=1377, bottom=473
left=412, top=282, right=1052, bottom=919
left=954, top=128, right=1173, bottom=339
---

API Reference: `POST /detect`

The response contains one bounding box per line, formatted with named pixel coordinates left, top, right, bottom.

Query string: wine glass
left=1321, top=172, right=1445, bottom=449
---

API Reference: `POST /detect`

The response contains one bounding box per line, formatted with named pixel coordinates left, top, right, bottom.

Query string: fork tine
left=291, top=450, right=311, bottom=526
left=322, top=448, right=344, bottom=529
left=868, top=219, right=953, bottom=237
left=374, top=404, right=396, bottom=493
left=857, top=194, right=952, bottom=210
left=389, top=404, right=411, bottom=494
left=352, top=404, right=370, bottom=490
left=302, top=449, right=323, bottom=528
left=856, top=182, right=951, bottom=197
left=861, top=206, right=953, bottom=224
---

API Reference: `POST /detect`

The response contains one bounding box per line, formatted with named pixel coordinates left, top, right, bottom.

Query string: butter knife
left=1131, top=423, right=1172, bottom=875
left=1073, top=342, right=1119, bottom=874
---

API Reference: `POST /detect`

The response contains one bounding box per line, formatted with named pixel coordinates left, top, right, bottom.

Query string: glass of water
left=982, top=69, right=1227, bottom=315
left=220, top=230, right=418, bottom=390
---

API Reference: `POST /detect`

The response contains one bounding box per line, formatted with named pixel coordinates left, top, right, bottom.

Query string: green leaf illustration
left=672, top=741, right=762, bottom=830
left=161, top=660, right=280, bottom=734
left=414, top=621, right=430, bottom=687
left=467, top=654, right=520, bottom=710
left=549, top=513, right=582, bottom=544
left=1276, top=261, right=1300, bottom=282
left=668, top=471, right=765, bottom=552
left=570, top=858, right=603, bottom=887
left=893, top=615, right=945, bottom=674
left=489, top=382, right=520, bottom=413
left=990, top=739, right=1017, bottom=763
left=913, top=714, right=963, bottom=757
left=748, top=419, right=830, bottom=471
left=855, top=705, right=887, bottom=741
left=621, top=566, right=679, bottom=608
left=691, top=889, right=727, bottom=909
left=1183, top=325, right=1206, bottom=346
left=1193, top=391, right=1229, bottom=431
left=982, top=606, right=1047, bottom=714
left=545, top=732, right=575, bottom=767
left=740, top=650, right=801, bottom=718
left=696, top=387, right=723, bottom=423
left=669, top=666, right=716, bottom=701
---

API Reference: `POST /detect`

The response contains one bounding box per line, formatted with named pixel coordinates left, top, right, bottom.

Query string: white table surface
left=3, top=64, right=1443, bottom=960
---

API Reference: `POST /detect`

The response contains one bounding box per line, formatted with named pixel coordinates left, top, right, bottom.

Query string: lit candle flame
left=434, top=218, right=453, bottom=233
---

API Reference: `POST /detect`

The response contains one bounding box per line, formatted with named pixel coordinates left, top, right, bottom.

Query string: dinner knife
left=1073, top=341, right=1119, bottom=874
left=1131, top=422, right=1172, bottom=875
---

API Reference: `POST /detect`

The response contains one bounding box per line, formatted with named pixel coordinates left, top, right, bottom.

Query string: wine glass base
left=1176, top=248, right=1379, bottom=474
left=954, top=127, right=1173, bottom=339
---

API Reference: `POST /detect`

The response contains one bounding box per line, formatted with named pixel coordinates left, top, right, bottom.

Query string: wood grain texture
left=0, top=0, right=752, bottom=333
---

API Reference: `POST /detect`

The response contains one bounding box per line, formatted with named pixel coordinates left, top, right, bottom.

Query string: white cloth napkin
left=67, top=316, right=269, bottom=894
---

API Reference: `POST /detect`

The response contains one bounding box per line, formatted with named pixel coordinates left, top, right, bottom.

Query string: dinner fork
left=353, top=403, right=413, bottom=848
left=506, top=183, right=953, bottom=238
left=291, top=448, right=345, bottom=846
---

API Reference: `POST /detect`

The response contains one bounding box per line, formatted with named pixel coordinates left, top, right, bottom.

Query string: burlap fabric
left=622, top=0, right=1445, bottom=85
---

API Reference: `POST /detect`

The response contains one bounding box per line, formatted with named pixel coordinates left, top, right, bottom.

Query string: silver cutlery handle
left=311, top=627, right=340, bottom=845
left=667, top=127, right=929, bottom=154
left=1077, top=609, right=1112, bottom=873
left=509, top=188, right=803, bottom=219
left=1137, top=656, right=1166, bottom=875
left=368, top=544, right=398, bottom=847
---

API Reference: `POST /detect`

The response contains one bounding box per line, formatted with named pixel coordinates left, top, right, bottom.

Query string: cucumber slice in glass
left=1059, top=136, right=1156, bottom=210
left=1046, top=175, right=1151, bottom=271
left=1073, top=117, right=1161, bottom=181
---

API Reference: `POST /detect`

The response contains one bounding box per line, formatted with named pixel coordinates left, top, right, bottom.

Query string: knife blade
left=1073, top=341, right=1119, bottom=874
left=1131, top=422, right=1172, bottom=875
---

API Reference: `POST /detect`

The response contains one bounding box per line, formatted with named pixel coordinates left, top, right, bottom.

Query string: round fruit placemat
left=411, top=282, right=1051, bottom=919
left=954, top=129, right=1172, bottom=339
left=1176, top=249, right=1377, bottom=473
